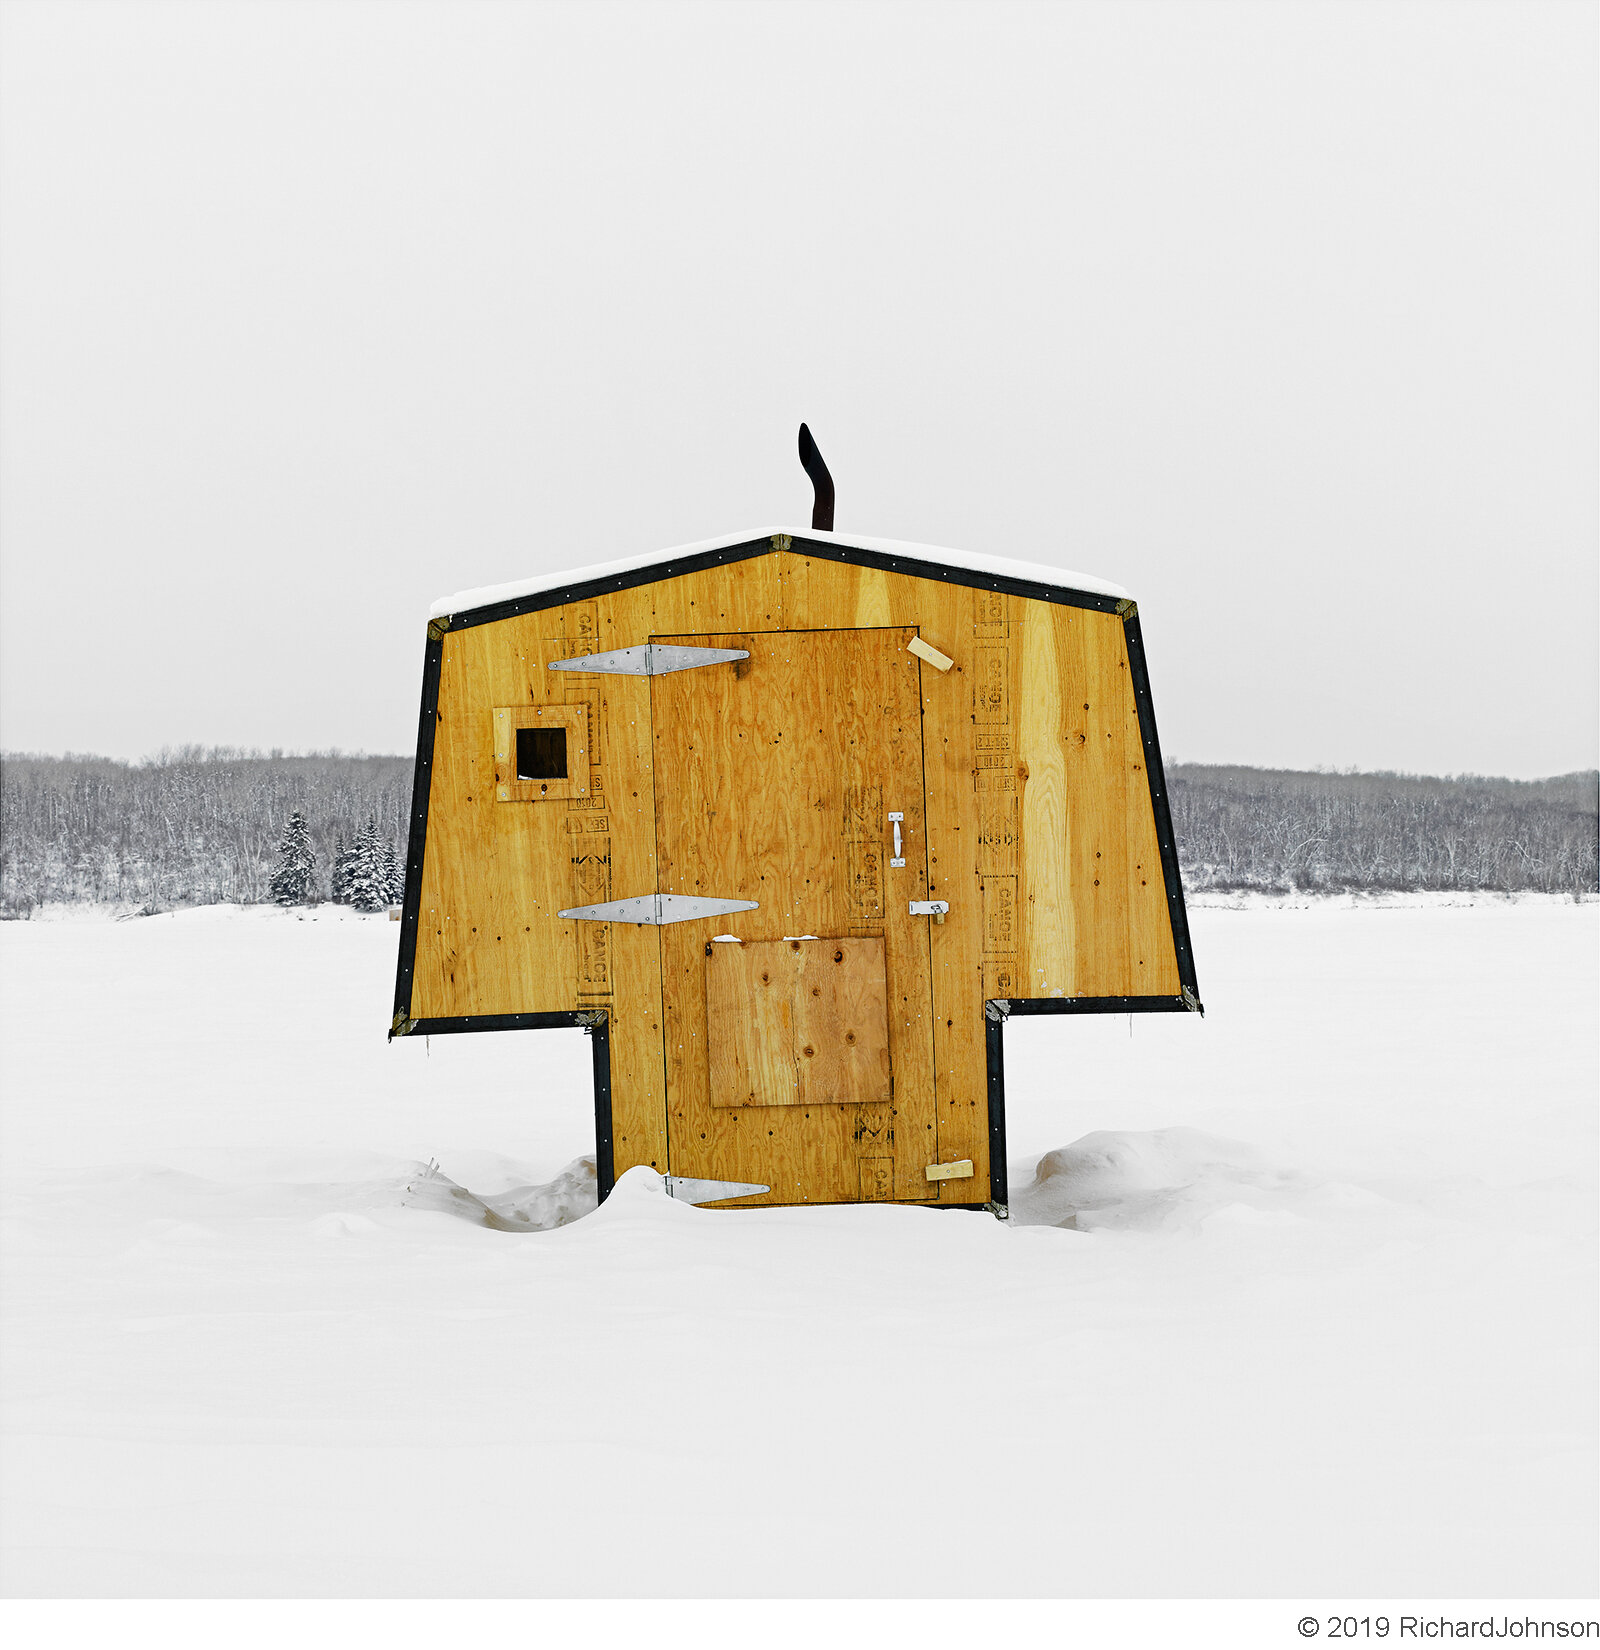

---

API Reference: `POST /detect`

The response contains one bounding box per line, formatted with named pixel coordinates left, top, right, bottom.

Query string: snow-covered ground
left=0, top=901, right=1594, bottom=1597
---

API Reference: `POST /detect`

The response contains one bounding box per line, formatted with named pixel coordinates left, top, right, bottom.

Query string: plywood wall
left=408, top=546, right=1181, bottom=1193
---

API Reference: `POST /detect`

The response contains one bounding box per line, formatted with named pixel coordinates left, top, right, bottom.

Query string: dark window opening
left=516, top=725, right=568, bottom=781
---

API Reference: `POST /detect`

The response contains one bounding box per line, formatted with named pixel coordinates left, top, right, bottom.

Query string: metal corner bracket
left=984, top=998, right=1011, bottom=1022
left=389, top=1011, right=416, bottom=1039
left=426, top=616, right=451, bottom=642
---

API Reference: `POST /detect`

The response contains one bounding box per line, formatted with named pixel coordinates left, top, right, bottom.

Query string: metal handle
left=888, top=811, right=905, bottom=868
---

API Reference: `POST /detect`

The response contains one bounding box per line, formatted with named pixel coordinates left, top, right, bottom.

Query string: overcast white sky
left=1, top=0, right=1594, bottom=776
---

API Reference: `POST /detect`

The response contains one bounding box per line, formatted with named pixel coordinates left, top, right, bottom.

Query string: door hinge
left=548, top=643, right=750, bottom=677
left=559, top=893, right=759, bottom=926
left=664, top=1175, right=771, bottom=1204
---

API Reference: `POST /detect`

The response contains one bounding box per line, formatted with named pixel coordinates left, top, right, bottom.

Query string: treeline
left=1168, top=764, right=1597, bottom=896
left=0, top=749, right=1594, bottom=916
left=0, top=748, right=412, bottom=915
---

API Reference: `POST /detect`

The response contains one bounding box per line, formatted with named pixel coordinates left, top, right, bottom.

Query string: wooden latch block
left=924, top=1158, right=974, bottom=1182
left=908, top=636, right=954, bottom=672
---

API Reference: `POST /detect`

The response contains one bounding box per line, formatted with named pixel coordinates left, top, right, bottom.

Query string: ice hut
left=391, top=429, right=1200, bottom=1214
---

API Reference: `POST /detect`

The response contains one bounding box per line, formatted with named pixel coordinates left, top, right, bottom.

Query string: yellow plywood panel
left=706, top=939, right=892, bottom=1110
left=1013, top=601, right=1181, bottom=1000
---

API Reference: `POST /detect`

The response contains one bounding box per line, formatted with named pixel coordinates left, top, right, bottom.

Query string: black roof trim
left=437, top=535, right=1128, bottom=632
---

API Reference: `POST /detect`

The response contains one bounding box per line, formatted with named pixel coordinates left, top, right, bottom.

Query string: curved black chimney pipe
left=798, top=423, right=834, bottom=531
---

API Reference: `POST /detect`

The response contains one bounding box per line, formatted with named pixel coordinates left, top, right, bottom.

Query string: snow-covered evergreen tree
left=379, top=835, right=405, bottom=906
left=344, top=820, right=391, bottom=912
left=329, top=833, right=360, bottom=904
left=268, top=811, right=317, bottom=905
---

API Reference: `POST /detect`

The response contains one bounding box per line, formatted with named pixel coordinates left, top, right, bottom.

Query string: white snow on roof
left=428, top=525, right=1130, bottom=620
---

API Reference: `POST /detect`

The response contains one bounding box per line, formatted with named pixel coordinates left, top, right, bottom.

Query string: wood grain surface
left=706, top=938, right=892, bottom=1110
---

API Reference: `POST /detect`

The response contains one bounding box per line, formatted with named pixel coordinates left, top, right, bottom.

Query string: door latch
left=888, top=811, right=904, bottom=867
left=908, top=900, right=948, bottom=922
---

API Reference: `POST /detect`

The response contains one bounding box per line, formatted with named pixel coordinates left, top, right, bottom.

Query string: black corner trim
left=1121, top=612, right=1201, bottom=1006
left=436, top=537, right=1130, bottom=632
left=399, top=1010, right=616, bottom=1202
left=1000, top=994, right=1202, bottom=1016
left=405, top=1011, right=602, bottom=1034
left=985, top=1010, right=1010, bottom=1209
left=589, top=1015, right=614, bottom=1197
left=392, top=631, right=444, bottom=1030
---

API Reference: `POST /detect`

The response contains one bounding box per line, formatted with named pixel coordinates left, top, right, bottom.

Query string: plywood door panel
left=652, top=628, right=937, bottom=1205
left=706, top=938, right=892, bottom=1110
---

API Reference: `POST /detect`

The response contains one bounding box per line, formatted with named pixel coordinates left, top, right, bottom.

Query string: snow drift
left=1011, top=1126, right=1316, bottom=1232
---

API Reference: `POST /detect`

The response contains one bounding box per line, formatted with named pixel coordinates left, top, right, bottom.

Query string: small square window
left=493, top=703, right=587, bottom=802
left=516, top=725, right=568, bottom=781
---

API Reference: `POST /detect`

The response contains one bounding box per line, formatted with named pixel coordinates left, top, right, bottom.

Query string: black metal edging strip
left=589, top=1015, right=615, bottom=1198
left=392, top=631, right=444, bottom=1032
left=1121, top=612, right=1202, bottom=1011
left=440, top=540, right=779, bottom=630
left=985, top=1006, right=1010, bottom=1213
left=1001, top=995, right=1193, bottom=1016
left=438, top=536, right=1130, bottom=632
left=407, top=1011, right=600, bottom=1034
left=786, top=537, right=1127, bottom=616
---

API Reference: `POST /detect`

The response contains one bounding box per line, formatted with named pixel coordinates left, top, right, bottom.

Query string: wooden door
left=651, top=627, right=939, bottom=1205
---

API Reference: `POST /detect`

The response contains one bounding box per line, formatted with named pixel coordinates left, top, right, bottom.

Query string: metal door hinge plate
left=664, top=1175, right=771, bottom=1204
left=548, top=643, right=750, bottom=676
left=559, top=893, right=759, bottom=926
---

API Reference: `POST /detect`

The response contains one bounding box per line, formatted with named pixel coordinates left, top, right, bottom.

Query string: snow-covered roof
left=429, top=526, right=1130, bottom=620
